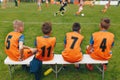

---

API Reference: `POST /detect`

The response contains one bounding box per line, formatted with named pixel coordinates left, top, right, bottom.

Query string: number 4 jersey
left=62, top=32, right=84, bottom=63
left=90, top=31, right=114, bottom=60
left=35, top=36, right=56, bottom=61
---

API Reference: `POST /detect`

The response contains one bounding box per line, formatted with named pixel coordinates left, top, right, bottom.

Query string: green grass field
left=0, top=2, right=120, bottom=80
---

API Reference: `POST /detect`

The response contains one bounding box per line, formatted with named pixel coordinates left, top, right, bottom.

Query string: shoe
left=86, top=64, right=93, bottom=71
left=62, top=64, right=67, bottom=70
left=102, top=64, right=107, bottom=71
left=75, top=64, right=80, bottom=70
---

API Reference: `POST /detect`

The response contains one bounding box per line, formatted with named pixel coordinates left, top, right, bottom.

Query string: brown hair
left=100, top=18, right=110, bottom=30
left=72, top=22, right=81, bottom=32
left=42, top=22, right=52, bottom=34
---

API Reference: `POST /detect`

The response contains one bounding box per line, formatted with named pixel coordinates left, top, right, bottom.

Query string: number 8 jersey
left=90, top=31, right=114, bottom=60
left=35, top=36, right=56, bottom=61
left=62, top=32, right=84, bottom=63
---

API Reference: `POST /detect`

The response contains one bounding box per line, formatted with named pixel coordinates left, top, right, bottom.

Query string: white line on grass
left=0, top=21, right=120, bottom=25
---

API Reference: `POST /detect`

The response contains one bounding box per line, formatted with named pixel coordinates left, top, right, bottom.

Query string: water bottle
left=44, top=68, right=53, bottom=76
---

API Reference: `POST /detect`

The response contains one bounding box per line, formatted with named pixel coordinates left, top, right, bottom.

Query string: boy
left=30, top=22, right=56, bottom=80
left=86, top=18, right=114, bottom=71
left=62, top=23, right=84, bottom=68
left=102, top=0, right=110, bottom=13
left=54, top=0, right=67, bottom=16
left=5, top=20, right=36, bottom=61
left=37, top=0, right=42, bottom=11
left=75, top=0, right=84, bottom=16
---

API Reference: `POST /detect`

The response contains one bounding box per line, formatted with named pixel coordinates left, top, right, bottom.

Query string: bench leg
left=102, top=65, right=104, bottom=80
left=96, top=65, right=104, bottom=80
left=52, top=64, right=63, bottom=79
left=55, top=64, right=58, bottom=78
left=8, top=65, right=13, bottom=80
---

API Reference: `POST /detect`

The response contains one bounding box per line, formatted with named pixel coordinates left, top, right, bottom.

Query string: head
left=42, top=22, right=52, bottom=35
left=72, top=22, right=81, bottom=32
left=100, top=18, right=110, bottom=30
left=13, top=20, right=24, bottom=33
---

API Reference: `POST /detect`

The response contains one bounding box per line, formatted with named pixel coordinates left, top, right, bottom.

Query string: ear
left=79, top=29, right=81, bottom=33
left=99, top=23, right=101, bottom=29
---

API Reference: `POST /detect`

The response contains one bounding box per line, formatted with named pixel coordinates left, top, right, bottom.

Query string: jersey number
left=100, top=38, right=107, bottom=52
left=70, top=36, right=78, bottom=49
left=6, top=35, right=12, bottom=49
left=41, top=46, right=52, bottom=57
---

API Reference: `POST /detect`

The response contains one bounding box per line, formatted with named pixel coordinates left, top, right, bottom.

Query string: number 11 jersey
left=35, top=36, right=56, bottom=61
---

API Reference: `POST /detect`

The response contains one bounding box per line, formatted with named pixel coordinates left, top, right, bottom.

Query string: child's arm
left=19, top=41, right=24, bottom=61
left=18, top=35, right=24, bottom=61
left=23, top=45, right=31, bottom=49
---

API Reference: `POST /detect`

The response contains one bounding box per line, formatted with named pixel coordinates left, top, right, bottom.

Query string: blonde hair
left=13, top=20, right=24, bottom=29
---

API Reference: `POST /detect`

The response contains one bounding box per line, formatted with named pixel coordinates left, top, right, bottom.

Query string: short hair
left=72, top=23, right=81, bottom=31
left=13, top=20, right=24, bottom=28
left=100, top=18, right=110, bottom=30
left=42, top=22, right=52, bottom=34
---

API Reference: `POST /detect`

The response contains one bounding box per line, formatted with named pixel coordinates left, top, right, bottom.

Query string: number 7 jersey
left=62, top=32, right=84, bottom=63
left=35, top=36, right=56, bottom=61
left=90, top=31, right=114, bottom=60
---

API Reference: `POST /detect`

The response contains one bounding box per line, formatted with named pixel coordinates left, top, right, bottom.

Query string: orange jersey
left=35, top=36, right=56, bottom=61
left=5, top=32, right=22, bottom=61
left=62, top=32, right=84, bottom=63
left=90, top=31, right=114, bottom=60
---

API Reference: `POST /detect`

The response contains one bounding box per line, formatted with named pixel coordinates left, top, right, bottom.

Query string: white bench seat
left=4, top=54, right=108, bottom=80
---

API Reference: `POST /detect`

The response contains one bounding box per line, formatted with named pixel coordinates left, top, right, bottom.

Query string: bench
left=4, top=54, right=108, bottom=80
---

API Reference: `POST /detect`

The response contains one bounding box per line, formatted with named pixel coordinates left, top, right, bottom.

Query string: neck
left=44, top=34, right=50, bottom=37
left=14, top=29, right=21, bottom=33
left=100, top=28, right=106, bottom=31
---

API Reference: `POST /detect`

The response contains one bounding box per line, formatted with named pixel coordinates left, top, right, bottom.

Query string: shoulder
left=50, top=37, right=56, bottom=41
left=107, top=32, right=114, bottom=37
left=92, top=31, right=101, bottom=36
left=36, top=36, right=42, bottom=39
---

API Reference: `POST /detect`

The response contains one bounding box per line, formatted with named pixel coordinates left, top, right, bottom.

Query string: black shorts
left=59, top=7, right=65, bottom=11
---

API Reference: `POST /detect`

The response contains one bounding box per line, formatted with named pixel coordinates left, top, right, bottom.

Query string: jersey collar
left=43, top=35, right=50, bottom=38
left=100, top=30, right=107, bottom=32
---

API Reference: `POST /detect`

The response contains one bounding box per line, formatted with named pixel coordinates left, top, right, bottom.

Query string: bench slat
left=4, top=54, right=108, bottom=65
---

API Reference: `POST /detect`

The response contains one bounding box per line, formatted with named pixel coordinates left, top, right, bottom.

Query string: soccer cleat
left=75, top=64, right=80, bottom=70
left=62, top=64, right=67, bottom=70
left=60, top=13, right=64, bottom=16
left=86, top=64, right=93, bottom=71
left=75, top=12, right=80, bottom=16
left=102, top=64, right=107, bottom=71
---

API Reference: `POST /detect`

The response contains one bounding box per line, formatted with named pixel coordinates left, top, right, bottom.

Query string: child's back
left=90, top=30, right=114, bottom=60
left=35, top=36, right=56, bottom=61
left=62, top=23, right=84, bottom=63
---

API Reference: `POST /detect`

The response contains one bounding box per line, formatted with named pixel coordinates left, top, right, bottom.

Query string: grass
left=0, top=2, right=120, bottom=80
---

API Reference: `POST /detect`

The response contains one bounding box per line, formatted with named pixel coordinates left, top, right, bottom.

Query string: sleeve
left=64, top=36, right=66, bottom=45
left=111, top=42, right=114, bottom=47
left=90, top=36, right=94, bottom=45
left=19, top=35, right=24, bottom=42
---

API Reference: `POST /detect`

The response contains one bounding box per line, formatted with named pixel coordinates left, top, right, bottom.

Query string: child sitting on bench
left=30, top=22, right=56, bottom=80
left=86, top=18, right=114, bottom=71
left=4, top=20, right=36, bottom=61
left=62, top=22, right=84, bottom=69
